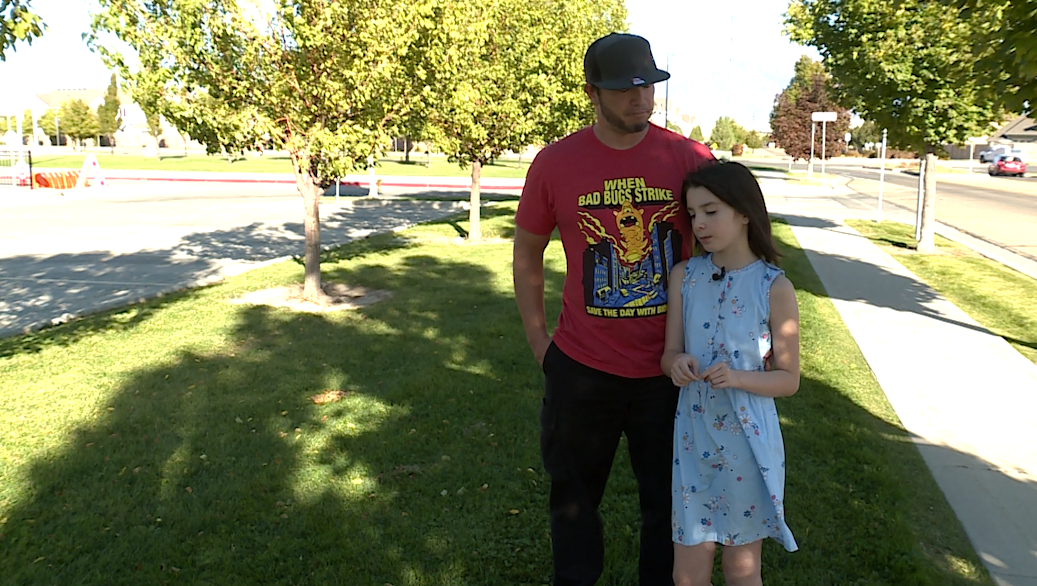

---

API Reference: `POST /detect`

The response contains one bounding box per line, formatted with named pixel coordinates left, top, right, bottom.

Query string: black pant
left=540, top=342, right=678, bottom=586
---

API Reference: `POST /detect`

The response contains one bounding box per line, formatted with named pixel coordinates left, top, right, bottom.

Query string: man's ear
left=584, top=83, right=598, bottom=105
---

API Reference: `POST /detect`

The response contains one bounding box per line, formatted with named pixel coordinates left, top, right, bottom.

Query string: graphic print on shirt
left=576, top=176, right=683, bottom=318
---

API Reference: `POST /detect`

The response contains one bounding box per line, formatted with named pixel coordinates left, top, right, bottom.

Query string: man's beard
left=600, top=100, right=649, bottom=134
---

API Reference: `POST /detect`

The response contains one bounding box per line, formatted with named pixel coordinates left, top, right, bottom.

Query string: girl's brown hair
left=682, top=161, right=781, bottom=265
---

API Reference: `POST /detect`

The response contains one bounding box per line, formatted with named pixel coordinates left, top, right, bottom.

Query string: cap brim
left=594, top=69, right=670, bottom=90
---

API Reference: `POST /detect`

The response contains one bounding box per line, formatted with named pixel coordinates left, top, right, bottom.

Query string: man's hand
left=531, top=334, right=553, bottom=367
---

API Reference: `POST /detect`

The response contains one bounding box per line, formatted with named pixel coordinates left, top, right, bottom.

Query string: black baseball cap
left=584, top=33, right=670, bottom=90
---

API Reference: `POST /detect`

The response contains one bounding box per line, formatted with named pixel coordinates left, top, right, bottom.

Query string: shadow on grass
left=1, top=253, right=563, bottom=586
left=779, top=213, right=1037, bottom=357
left=770, top=373, right=1022, bottom=586
left=778, top=214, right=1030, bottom=340
left=0, top=218, right=1021, bottom=585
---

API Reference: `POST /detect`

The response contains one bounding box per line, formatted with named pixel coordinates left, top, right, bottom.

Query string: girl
left=661, top=161, right=800, bottom=586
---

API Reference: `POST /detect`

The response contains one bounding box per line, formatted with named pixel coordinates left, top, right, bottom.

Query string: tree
left=769, top=56, right=849, bottom=161
left=689, top=125, right=705, bottom=142
left=744, top=130, right=765, bottom=149
left=953, top=0, right=1037, bottom=115
left=1, top=0, right=44, bottom=60
left=90, top=0, right=441, bottom=302
left=58, top=99, right=99, bottom=150
left=0, top=111, right=33, bottom=141
left=850, top=120, right=881, bottom=150
left=97, top=73, right=122, bottom=152
left=37, top=107, right=57, bottom=143
left=21, top=109, right=34, bottom=140
left=426, top=0, right=625, bottom=242
left=786, top=0, right=1001, bottom=252
left=709, top=116, right=746, bottom=151
left=144, top=109, right=162, bottom=157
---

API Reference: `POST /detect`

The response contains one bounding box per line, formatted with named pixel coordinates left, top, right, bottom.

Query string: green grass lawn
left=29, top=153, right=530, bottom=179
left=0, top=209, right=991, bottom=585
left=847, top=219, right=1037, bottom=365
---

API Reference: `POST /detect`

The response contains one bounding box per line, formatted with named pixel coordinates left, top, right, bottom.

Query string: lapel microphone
left=712, top=266, right=727, bottom=281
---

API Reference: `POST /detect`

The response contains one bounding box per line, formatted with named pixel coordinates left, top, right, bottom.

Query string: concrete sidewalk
left=762, top=178, right=1037, bottom=586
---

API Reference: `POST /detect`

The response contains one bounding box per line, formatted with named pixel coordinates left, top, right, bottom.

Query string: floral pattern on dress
left=671, top=255, right=797, bottom=552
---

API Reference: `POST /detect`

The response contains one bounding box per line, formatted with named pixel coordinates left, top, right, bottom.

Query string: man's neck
left=592, top=122, right=650, bottom=151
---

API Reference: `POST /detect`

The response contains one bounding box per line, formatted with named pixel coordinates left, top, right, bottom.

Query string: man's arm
left=513, top=226, right=553, bottom=366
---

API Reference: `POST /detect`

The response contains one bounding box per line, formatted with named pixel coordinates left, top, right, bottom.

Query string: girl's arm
left=661, top=261, right=700, bottom=385
left=701, top=275, right=800, bottom=397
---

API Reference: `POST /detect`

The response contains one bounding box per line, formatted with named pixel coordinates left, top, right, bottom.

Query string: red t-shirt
left=516, top=124, right=714, bottom=378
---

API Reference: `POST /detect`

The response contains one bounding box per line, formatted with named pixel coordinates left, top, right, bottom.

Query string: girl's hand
left=702, top=362, right=740, bottom=389
left=670, top=354, right=701, bottom=387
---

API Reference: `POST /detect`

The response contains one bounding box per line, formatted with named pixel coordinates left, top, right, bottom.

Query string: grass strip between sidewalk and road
left=29, top=153, right=530, bottom=179
left=847, top=219, right=1037, bottom=366
left=0, top=208, right=992, bottom=585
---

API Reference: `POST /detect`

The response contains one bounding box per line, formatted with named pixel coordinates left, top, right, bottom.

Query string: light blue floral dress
left=671, top=254, right=797, bottom=551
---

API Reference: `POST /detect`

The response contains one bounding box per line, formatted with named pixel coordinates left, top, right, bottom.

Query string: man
left=513, top=33, right=715, bottom=586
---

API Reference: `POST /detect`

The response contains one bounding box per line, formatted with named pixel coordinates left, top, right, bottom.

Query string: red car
left=989, top=155, right=1026, bottom=177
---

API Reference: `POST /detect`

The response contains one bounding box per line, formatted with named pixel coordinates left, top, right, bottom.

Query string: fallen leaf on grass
left=310, top=390, right=353, bottom=404
left=509, top=509, right=520, bottom=515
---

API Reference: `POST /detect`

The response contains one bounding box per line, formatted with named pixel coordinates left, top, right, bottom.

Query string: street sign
left=966, top=136, right=986, bottom=144
left=811, top=111, right=837, bottom=122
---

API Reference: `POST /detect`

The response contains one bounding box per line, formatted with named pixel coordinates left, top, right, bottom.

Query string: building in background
left=650, top=97, right=698, bottom=138
left=13, top=87, right=196, bottom=151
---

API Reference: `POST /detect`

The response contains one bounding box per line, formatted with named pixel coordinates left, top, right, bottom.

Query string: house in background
left=990, top=115, right=1037, bottom=160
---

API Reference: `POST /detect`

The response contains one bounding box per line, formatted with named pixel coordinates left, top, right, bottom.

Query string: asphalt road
left=829, top=166, right=1037, bottom=261
left=772, top=158, right=1037, bottom=181
left=744, top=157, right=1037, bottom=262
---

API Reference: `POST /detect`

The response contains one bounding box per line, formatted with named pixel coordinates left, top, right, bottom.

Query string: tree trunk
left=917, top=151, right=937, bottom=253
left=469, top=160, right=481, bottom=242
left=404, top=136, right=412, bottom=163
left=292, top=164, right=327, bottom=303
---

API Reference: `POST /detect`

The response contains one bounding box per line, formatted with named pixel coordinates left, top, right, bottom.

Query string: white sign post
left=966, top=137, right=984, bottom=175
left=915, top=157, right=925, bottom=240
left=808, top=123, right=816, bottom=180
left=811, top=112, right=837, bottom=182
left=367, top=155, right=376, bottom=197
left=878, top=129, right=888, bottom=223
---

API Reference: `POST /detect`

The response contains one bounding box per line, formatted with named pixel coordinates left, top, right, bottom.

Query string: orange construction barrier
left=34, top=171, right=80, bottom=189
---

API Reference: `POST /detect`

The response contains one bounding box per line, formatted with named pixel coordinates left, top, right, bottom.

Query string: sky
left=0, top=0, right=818, bottom=132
